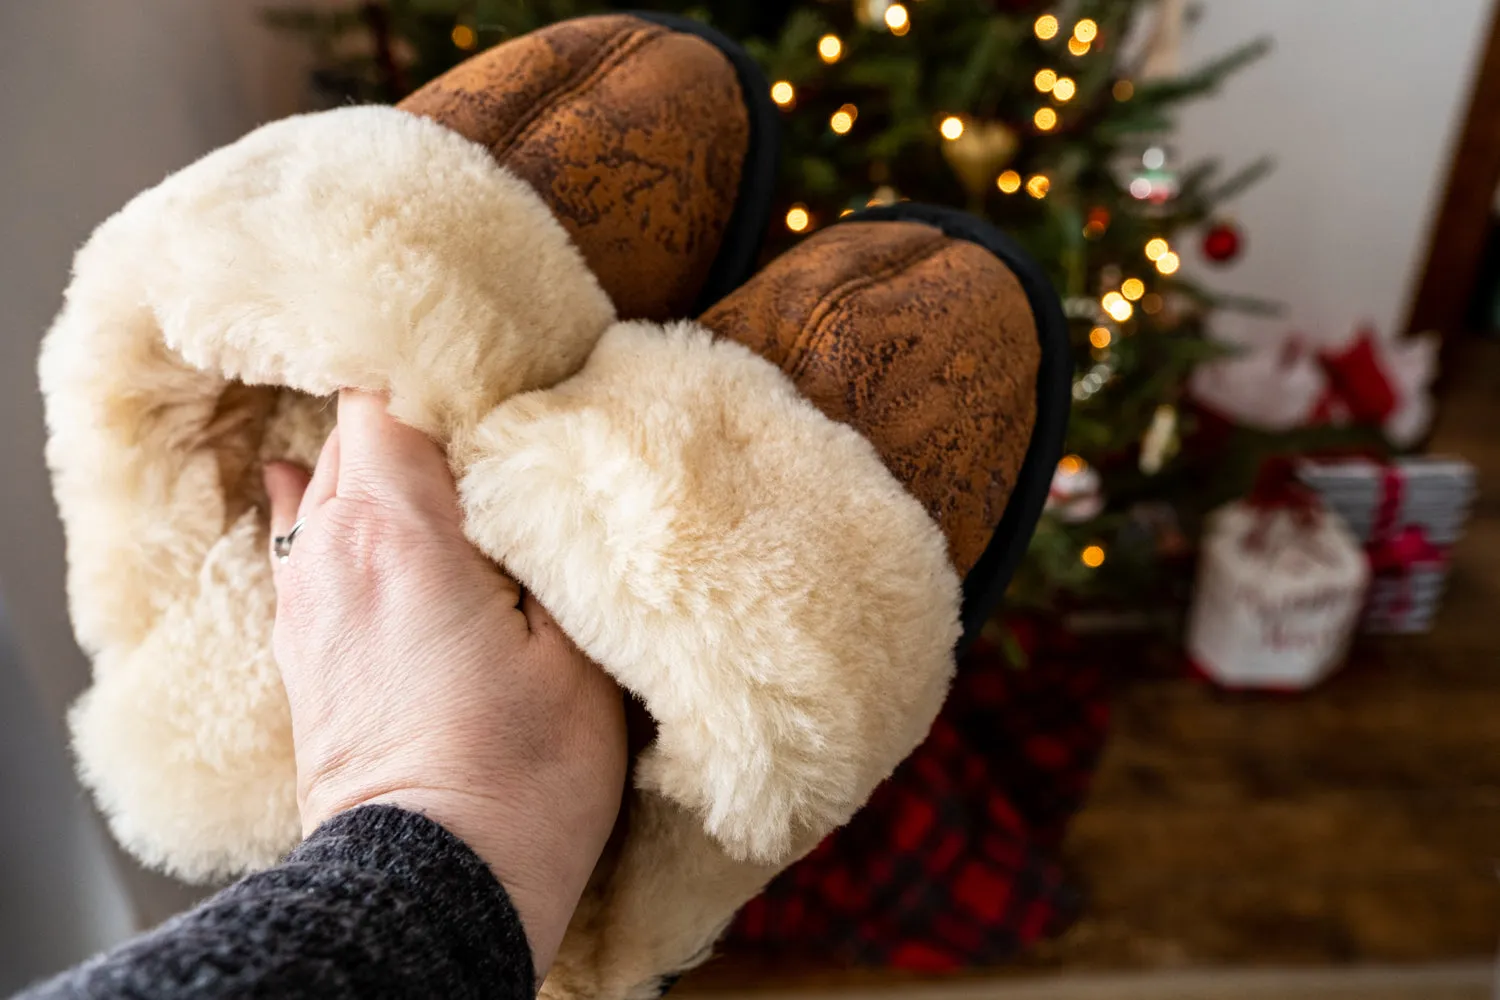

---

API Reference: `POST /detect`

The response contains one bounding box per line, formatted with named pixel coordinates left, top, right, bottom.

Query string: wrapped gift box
left=1298, top=456, right=1474, bottom=634
left=1186, top=493, right=1370, bottom=691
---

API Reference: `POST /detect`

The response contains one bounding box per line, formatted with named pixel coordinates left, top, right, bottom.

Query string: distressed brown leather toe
left=700, top=204, right=1071, bottom=643
left=399, top=13, right=778, bottom=320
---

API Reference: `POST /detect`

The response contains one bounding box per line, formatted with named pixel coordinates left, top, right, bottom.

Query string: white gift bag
left=1186, top=499, right=1370, bottom=690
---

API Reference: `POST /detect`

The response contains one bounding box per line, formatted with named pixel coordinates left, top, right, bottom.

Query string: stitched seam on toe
left=493, top=24, right=666, bottom=159
left=787, top=234, right=951, bottom=382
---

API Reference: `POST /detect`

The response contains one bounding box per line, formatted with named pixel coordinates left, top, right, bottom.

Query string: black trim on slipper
left=838, top=204, right=1072, bottom=652
left=629, top=11, right=781, bottom=314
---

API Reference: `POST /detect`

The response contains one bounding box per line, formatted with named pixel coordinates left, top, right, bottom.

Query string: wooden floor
left=1032, top=337, right=1500, bottom=970
left=681, top=337, right=1500, bottom=994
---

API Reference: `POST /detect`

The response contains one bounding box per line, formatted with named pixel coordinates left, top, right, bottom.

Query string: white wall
left=0, top=0, right=316, bottom=977
left=1173, top=0, right=1491, bottom=345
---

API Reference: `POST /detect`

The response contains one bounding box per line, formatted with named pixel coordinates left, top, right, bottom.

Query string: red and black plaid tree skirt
left=725, top=625, right=1111, bottom=972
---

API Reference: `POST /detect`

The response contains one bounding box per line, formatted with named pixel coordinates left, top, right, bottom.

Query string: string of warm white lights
left=770, top=8, right=1205, bottom=572
left=443, top=8, right=1197, bottom=575
left=770, top=4, right=918, bottom=231
left=772, top=9, right=1128, bottom=231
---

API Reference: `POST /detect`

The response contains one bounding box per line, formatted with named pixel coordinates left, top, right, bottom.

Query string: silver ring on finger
left=273, top=517, right=307, bottom=563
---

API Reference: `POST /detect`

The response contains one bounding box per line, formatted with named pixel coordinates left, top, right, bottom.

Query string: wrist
left=352, top=786, right=579, bottom=976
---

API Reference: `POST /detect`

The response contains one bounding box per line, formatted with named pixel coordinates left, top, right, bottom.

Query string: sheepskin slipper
left=535, top=208, right=1068, bottom=998
left=398, top=11, right=779, bottom=319
left=703, top=204, right=1071, bottom=647
left=37, top=108, right=961, bottom=989
left=40, top=68, right=1057, bottom=1000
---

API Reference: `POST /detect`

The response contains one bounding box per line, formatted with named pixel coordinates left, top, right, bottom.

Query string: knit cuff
left=292, top=804, right=536, bottom=993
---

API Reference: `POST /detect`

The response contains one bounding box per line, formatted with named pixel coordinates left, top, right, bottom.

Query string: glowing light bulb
left=939, top=116, right=965, bottom=140
left=1073, top=18, right=1098, bottom=43
left=1026, top=174, right=1050, bottom=199
left=1121, top=278, right=1145, bottom=301
left=1156, top=251, right=1181, bottom=275
left=996, top=170, right=1022, bottom=194
left=818, top=34, right=843, bottom=63
left=451, top=23, right=477, bottom=49
left=1052, top=76, right=1076, bottom=102
left=786, top=206, right=811, bottom=232
left=1035, top=68, right=1058, bottom=92
left=1113, top=79, right=1135, bottom=101
left=1068, top=36, right=1090, bottom=56
left=1102, top=292, right=1133, bottom=322
left=1129, top=177, right=1153, bottom=199
left=1089, top=327, right=1112, bottom=349
left=885, top=3, right=909, bottom=33
left=1034, top=14, right=1059, bottom=40
left=1034, top=107, right=1058, bottom=131
left=1144, top=237, right=1170, bottom=261
left=1081, top=544, right=1106, bottom=568
left=830, top=104, right=857, bottom=134
left=1059, top=454, right=1085, bottom=475
left=770, top=81, right=795, bottom=107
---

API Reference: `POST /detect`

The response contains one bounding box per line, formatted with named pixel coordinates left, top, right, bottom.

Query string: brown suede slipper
left=529, top=207, right=1067, bottom=998
left=702, top=204, right=1071, bottom=647
left=38, top=21, right=1055, bottom=994
left=399, top=12, right=779, bottom=320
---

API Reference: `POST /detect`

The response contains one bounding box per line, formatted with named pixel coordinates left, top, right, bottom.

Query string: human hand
left=263, top=390, right=627, bottom=977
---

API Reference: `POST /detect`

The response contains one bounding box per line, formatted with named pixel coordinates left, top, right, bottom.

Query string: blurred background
left=1, top=1, right=1497, bottom=997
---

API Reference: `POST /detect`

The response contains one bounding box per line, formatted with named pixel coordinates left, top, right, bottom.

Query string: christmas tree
left=267, top=0, right=1304, bottom=624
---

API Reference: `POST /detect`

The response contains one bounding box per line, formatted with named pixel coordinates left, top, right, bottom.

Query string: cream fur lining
left=469, top=323, right=959, bottom=997
left=40, top=104, right=960, bottom=998
left=41, top=104, right=616, bottom=876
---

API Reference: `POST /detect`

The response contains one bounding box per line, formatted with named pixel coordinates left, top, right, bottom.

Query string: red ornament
left=1202, top=220, right=1243, bottom=264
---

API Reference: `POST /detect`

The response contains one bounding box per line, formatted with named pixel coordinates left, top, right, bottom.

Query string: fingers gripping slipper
left=39, top=15, right=1062, bottom=999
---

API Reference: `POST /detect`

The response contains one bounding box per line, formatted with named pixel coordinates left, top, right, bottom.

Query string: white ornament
left=1047, top=461, right=1105, bottom=523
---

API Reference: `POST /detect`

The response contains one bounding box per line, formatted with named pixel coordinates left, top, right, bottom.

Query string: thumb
left=264, top=461, right=310, bottom=588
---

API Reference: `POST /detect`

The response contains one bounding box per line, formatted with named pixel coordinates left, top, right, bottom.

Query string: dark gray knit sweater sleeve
left=16, top=805, right=535, bottom=1000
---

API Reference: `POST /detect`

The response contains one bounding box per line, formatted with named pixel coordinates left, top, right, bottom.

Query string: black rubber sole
left=838, top=204, right=1072, bottom=652
left=628, top=11, right=782, bottom=314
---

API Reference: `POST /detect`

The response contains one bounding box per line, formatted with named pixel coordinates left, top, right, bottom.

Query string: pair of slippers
left=40, top=13, right=1068, bottom=999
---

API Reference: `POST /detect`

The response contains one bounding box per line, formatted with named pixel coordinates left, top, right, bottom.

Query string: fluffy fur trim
left=40, top=104, right=615, bottom=878
left=40, top=103, right=960, bottom=1000
left=463, top=322, right=960, bottom=996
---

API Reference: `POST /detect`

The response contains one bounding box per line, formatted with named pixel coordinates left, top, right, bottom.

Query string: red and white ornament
left=1046, top=458, right=1105, bottom=523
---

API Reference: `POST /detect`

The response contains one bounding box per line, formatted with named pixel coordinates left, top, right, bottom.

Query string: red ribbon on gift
left=1242, top=457, right=1323, bottom=552
left=1366, top=465, right=1450, bottom=618
left=1314, top=328, right=1399, bottom=426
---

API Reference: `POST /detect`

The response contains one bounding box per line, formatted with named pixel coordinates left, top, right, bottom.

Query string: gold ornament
left=941, top=120, right=1020, bottom=199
